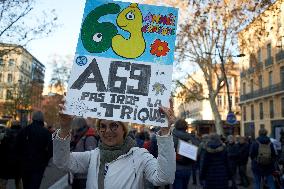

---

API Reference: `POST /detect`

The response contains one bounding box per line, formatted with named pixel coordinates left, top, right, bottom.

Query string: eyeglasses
left=99, top=122, right=120, bottom=132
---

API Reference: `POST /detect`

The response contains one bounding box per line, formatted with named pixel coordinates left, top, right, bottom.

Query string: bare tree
left=143, top=0, right=276, bottom=134
left=49, top=54, right=72, bottom=94
left=0, top=0, right=58, bottom=56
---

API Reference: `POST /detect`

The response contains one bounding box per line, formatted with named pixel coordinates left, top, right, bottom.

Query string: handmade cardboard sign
left=65, top=0, right=178, bottom=127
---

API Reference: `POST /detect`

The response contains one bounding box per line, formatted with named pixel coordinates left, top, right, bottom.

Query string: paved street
left=7, top=159, right=70, bottom=189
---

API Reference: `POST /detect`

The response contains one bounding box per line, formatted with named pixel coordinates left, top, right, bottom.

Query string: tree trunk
left=209, top=96, right=224, bottom=135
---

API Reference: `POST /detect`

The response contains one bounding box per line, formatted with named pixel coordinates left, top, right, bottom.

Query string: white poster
left=177, top=140, right=198, bottom=161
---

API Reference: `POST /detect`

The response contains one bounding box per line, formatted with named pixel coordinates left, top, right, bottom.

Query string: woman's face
left=98, top=120, right=125, bottom=146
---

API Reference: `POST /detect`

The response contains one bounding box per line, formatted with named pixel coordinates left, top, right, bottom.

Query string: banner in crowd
left=65, top=0, right=179, bottom=126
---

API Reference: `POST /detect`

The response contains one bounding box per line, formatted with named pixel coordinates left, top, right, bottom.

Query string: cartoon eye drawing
left=93, top=33, right=103, bottom=42
left=126, top=12, right=135, bottom=20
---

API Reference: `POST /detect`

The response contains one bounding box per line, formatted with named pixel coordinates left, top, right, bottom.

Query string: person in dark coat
left=16, top=111, right=53, bottom=189
left=250, top=128, right=276, bottom=189
left=0, top=121, right=23, bottom=189
left=226, top=135, right=239, bottom=189
left=237, top=136, right=250, bottom=187
left=190, top=130, right=200, bottom=185
left=172, top=119, right=195, bottom=189
left=200, top=133, right=231, bottom=189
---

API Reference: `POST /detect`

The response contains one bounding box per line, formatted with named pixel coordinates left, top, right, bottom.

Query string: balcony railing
left=265, top=56, right=274, bottom=67
left=240, top=82, right=284, bottom=102
left=240, top=62, right=263, bottom=78
left=276, top=50, right=284, bottom=63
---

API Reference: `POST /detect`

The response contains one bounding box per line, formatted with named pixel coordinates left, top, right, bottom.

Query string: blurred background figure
left=200, top=133, right=231, bottom=189
left=237, top=136, right=250, bottom=187
left=16, top=111, right=53, bottom=189
left=250, top=128, right=276, bottom=189
left=69, top=117, right=97, bottom=189
left=0, top=121, right=23, bottom=189
left=172, top=119, right=195, bottom=189
left=226, top=135, right=239, bottom=189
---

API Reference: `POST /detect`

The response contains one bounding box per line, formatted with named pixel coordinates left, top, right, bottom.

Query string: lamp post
left=217, top=51, right=245, bottom=115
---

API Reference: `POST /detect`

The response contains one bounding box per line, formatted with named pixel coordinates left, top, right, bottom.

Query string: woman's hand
left=58, top=98, right=73, bottom=138
left=159, top=98, right=176, bottom=136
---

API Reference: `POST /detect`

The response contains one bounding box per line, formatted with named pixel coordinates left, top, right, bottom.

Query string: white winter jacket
left=53, top=133, right=176, bottom=189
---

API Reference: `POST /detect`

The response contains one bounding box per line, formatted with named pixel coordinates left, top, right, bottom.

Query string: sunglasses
left=99, top=122, right=120, bottom=132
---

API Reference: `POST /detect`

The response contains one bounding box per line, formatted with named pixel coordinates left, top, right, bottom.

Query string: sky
left=28, top=0, right=85, bottom=94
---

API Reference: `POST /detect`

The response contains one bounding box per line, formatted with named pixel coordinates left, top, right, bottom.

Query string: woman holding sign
left=52, top=99, right=176, bottom=189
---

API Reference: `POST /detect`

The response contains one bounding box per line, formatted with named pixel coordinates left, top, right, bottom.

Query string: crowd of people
left=1, top=108, right=284, bottom=189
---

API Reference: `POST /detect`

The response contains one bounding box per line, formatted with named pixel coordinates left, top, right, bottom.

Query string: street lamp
left=217, top=52, right=245, bottom=114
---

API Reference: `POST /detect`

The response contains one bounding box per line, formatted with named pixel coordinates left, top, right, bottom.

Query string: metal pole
left=218, top=53, right=232, bottom=113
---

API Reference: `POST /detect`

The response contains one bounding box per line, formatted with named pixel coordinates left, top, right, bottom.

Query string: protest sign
left=177, top=140, right=198, bottom=161
left=64, top=0, right=178, bottom=127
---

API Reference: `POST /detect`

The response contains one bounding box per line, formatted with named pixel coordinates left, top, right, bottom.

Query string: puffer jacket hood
left=257, top=136, right=270, bottom=144
left=206, top=140, right=225, bottom=153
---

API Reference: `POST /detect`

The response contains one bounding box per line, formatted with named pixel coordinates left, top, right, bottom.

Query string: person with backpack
left=250, top=128, right=277, bottom=189
left=172, top=119, right=196, bottom=189
left=69, top=117, right=98, bottom=189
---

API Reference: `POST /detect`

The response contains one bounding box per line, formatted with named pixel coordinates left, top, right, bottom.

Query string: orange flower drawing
left=150, top=39, right=170, bottom=57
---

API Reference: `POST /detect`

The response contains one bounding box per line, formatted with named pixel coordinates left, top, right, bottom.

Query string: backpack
left=256, top=140, right=272, bottom=165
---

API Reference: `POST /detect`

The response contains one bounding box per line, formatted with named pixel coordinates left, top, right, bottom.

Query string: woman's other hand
left=159, top=98, right=176, bottom=135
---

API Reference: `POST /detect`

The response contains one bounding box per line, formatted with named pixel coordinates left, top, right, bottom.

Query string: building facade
left=0, top=43, right=45, bottom=124
left=174, top=63, right=241, bottom=135
left=238, top=1, right=284, bottom=140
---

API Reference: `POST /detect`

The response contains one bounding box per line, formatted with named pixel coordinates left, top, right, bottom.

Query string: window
left=0, top=89, right=3, bottom=99
left=217, top=95, right=222, bottom=106
left=258, top=75, right=263, bottom=89
left=0, top=73, right=2, bottom=82
left=270, top=100, right=274, bottom=118
left=7, top=74, right=12, bottom=83
left=235, top=97, right=239, bottom=104
left=0, top=58, right=3, bottom=65
left=250, top=79, right=254, bottom=93
left=269, top=71, right=273, bottom=86
left=243, top=82, right=246, bottom=94
left=258, top=48, right=262, bottom=63
left=9, top=59, right=15, bottom=66
left=260, top=102, right=263, bottom=120
left=6, top=90, right=12, bottom=100
left=282, top=98, right=284, bottom=117
left=228, top=77, right=233, bottom=91
left=267, top=43, right=272, bottom=58
left=243, top=106, right=247, bottom=121
left=251, top=104, right=254, bottom=120
left=281, top=67, right=284, bottom=85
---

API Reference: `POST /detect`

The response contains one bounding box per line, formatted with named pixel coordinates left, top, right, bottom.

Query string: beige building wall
left=0, top=44, right=45, bottom=121
left=238, top=1, right=284, bottom=140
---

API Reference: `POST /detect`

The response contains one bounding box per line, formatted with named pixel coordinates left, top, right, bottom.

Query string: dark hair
left=32, top=111, right=44, bottom=122
left=174, top=119, right=188, bottom=131
left=258, top=128, right=268, bottom=136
